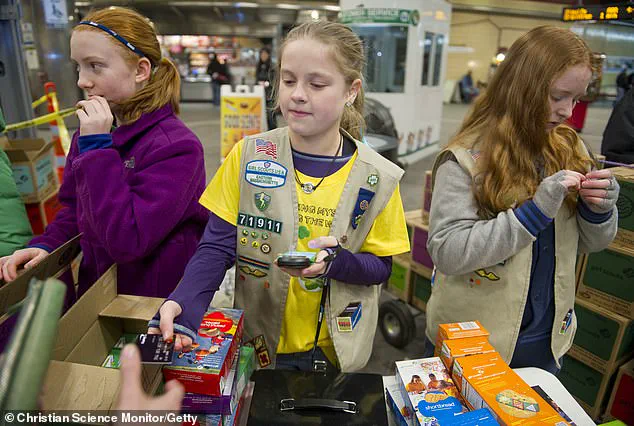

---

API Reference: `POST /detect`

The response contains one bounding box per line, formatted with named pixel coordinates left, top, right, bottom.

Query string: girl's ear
left=135, top=57, right=152, bottom=84
left=347, top=78, right=362, bottom=104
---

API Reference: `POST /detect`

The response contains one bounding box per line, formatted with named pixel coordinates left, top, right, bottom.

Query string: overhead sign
left=562, top=4, right=634, bottom=22
left=43, top=0, right=69, bottom=27
left=340, top=8, right=420, bottom=25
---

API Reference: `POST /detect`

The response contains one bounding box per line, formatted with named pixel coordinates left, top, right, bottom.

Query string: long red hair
left=74, top=7, right=180, bottom=123
left=450, top=26, right=596, bottom=218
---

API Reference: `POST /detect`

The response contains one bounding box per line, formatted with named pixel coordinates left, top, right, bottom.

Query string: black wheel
left=379, top=300, right=416, bottom=348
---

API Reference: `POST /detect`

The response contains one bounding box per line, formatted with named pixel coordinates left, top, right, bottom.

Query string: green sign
left=340, top=8, right=420, bottom=26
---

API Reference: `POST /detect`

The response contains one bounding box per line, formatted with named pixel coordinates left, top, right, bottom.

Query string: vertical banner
left=220, top=85, right=266, bottom=160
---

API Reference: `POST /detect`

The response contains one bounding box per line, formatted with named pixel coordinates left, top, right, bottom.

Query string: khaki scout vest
left=425, top=145, right=582, bottom=367
left=235, top=127, right=404, bottom=372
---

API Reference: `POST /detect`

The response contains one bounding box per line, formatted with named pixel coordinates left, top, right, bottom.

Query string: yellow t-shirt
left=199, top=139, right=410, bottom=364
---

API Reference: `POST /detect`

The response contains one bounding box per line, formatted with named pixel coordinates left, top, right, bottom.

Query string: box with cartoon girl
left=396, top=357, right=467, bottom=426
left=164, top=308, right=244, bottom=395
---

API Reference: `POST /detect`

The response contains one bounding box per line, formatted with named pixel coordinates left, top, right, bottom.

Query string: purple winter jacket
left=30, top=104, right=208, bottom=300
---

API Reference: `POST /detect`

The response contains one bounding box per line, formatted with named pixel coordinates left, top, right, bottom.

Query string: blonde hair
left=74, top=7, right=180, bottom=123
left=450, top=26, right=595, bottom=217
left=273, top=20, right=366, bottom=140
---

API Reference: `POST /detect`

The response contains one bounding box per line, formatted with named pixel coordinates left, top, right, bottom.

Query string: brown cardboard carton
left=25, top=189, right=63, bottom=235
left=0, top=235, right=81, bottom=316
left=604, top=357, right=634, bottom=424
left=41, top=265, right=164, bottom=411
left=1, top=137, right=58, bottom=203
left=577, top=243, right=634, bottom=320
left=387, top=253, right=413, bottom=303
left=612, top=167, right=634, bottom=251
left=559, top=354, right=620, bottom=421
left=567, top=298, right=633, bottom=374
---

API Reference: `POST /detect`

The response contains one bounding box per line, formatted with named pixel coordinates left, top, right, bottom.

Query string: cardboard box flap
left=41, top=360, right=120, bottom=411
left=52, top=265, right=117, bottom=361
left=3, top=138, right=53, bottom=162
left=0, top=235, right=82, bottom=315
left=100, top=295, right=164, bottom=323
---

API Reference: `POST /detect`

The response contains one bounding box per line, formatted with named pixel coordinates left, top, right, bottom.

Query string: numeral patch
left=238, top=213, right=283, bottom=234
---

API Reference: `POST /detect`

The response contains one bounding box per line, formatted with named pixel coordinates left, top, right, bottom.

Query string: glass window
left=433, top=34, right=445, bottom=86
left=422, top=32, right=433, bottom=86
left=350, top=25, right=408, bottom=93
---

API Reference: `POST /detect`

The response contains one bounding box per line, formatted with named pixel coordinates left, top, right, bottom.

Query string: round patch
left=261, top=244, right=271, bottom=254
left=298, top=277, right=325, bottom=293
left=264, top=281, right=270, bottom=289
left=262, top=232, right=269, bottom=240
left=252, top=241, right=260, bottom=249
left=240, top=237, right=248, bottom=246
left=251, top=231, right=258, bottom=239
left=360, top=200, right=369, bottom=211
left=242, top=229, right=249, bottom=236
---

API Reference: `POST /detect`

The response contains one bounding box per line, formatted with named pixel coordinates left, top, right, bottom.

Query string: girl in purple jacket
left=0, top=7, right=208, bottom=303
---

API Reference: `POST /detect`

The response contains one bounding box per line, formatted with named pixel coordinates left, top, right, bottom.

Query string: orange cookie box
left=452, top=352, right=572, bottom=426
left=435, top=321, right=490, bottom=357
left=440, top=336, right=497, bottom=380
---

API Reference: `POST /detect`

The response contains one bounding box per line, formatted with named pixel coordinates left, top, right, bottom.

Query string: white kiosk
left=340, top=1, right=451, bottom=165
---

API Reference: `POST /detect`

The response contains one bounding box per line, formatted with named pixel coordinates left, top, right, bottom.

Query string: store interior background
left=4, top=0, right=632, bottom=375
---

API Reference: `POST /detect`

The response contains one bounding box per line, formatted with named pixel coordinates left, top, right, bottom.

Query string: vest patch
left=255, top=138, right=278, bottom=160
left=239, top=265, right=267, bottom=278
left=238, top=255, right=270, bottom=270
left=254, top=192, right=271, bottom=211
left=474, top=269, right=500, bottom=281
left=238, top=212, right=282, bottom=234
left=245, top=160, right=287, bottom=188
left=351, top=188, right=375, bottom=229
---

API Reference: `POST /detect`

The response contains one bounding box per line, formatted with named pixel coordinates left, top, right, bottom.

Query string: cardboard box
left=41, top=265, right=165, bottom=411
left=395, top=357, right=466, bottom=426
left=387, top=253, right=413, bottom=303
left=0, top=234, right=81, bottom=316
left=421, top=171, right=432, bottom=225
left=411, top=225, right=434, bottom=272
left=25, top=190, right=63, bottom=235
left=577, top=244, right=634, bottom=319
left=410, top=269, right=432, bottom=312
left=439, top=336, right=496, bottom=374
left=613, top=167, right=634, bottom=251
left=434, top=321, right=489, bottom=357
left=453, top=352, right=572, bottom=425
left=605, top=357, right=634, bottom=425
left=385, top=375, right=416, bottom=426
left=1, top=137, right=58, bottom=204
left=164, top=308, right=244, bottom=396
left=559, top=354, right=619, bottom=421
left=575, top=254, right=586, bottom=292
left=567, top=298, right=634, bottom=374
left=182, top=352, right=240, bottom=415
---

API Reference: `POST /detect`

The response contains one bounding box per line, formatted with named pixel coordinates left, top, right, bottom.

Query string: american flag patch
left=255, top=139, right=278, bottom=159
left=468, top=149, right=481, bottom=161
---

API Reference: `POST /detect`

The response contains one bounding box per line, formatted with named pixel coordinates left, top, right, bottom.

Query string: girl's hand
left=76, top=96, right=114, bottom=136
left=579, top=169, right=620, bottom=214
left=533, top=170, right=586, bottom=218
left=0, top=248, right=49, bottom=282
left=147, top=300, right=193, bottom=352
left=115, top=344, right=184, bottom=416
left=276, top=236, right=338, bottom=278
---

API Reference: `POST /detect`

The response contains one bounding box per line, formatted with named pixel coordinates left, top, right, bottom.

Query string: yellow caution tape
left=31, top=95, right=48, bottom=109
left=2, top=107, right=78, bottom=134
left=49, top=91, right=72, bottom=155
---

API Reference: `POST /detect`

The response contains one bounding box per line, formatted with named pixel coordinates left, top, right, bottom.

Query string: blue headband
left=78, top=21, right=146, bottom=58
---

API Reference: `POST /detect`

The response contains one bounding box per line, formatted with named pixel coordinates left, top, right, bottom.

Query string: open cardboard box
left=1, top=136, right=58, bottom=204
left=0, top=234, right=82, bottom=316
left=41, top=265, right=165, bottom=411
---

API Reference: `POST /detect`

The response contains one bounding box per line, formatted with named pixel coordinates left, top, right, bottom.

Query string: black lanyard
left=310, top=278, right=330, bottom=372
